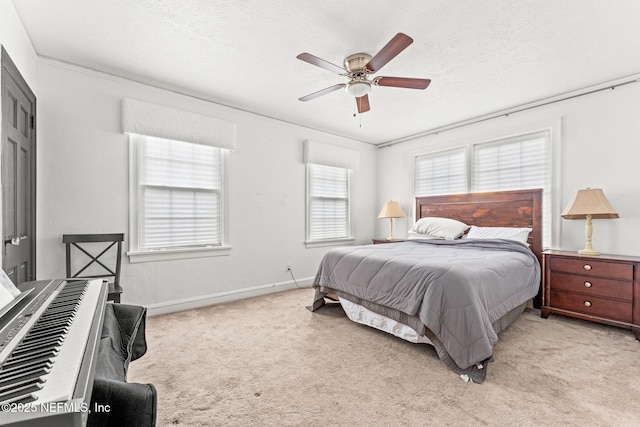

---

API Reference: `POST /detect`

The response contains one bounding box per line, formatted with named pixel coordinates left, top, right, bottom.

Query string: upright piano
left=0, top=278, right=107, bottom=426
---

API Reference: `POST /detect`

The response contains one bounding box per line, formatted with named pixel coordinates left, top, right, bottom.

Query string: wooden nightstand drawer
left=549, top=272, right=632, bottom=301
left=548, top=257, right=632, bottom=281
left=549, top=290, right=632, bottom=323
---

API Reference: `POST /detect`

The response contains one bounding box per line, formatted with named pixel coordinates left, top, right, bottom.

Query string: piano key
left=27, top=322, right=71, bottom=334
left=3, top=349, right=59, bottom=367
left=43, top=300, right=79, bottom=310
left=1, top=354, right=58, bottom=373
left=30, top=315, right=73, bottom=325
left=0, top=359, right=53, bottom=378
left=0, top=368, right=48, bottom=391
left=9, top=341, right=62, bottom=358
left=0, top=382, right=43, bottom=402
left=48, top=293, right=78, bottom=303
left=0, top=362, right=51, bottom=382
left=58, top=288, right=85, bottom=297
left=24, top=323, right=70, bottom=336
left=38, top=310, right=76, bottom=320
left=25, top=322, right=70, bottom=334
left=30, top=282, right=103, bottom=403
left=49, top=296, right=81, bottom=304
left=11, top=337, right=63, bottom=353
left=20, top=328, right=69, bottom=342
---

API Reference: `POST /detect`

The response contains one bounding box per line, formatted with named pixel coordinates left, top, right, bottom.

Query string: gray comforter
left=310, top=239, right=540, bottom=372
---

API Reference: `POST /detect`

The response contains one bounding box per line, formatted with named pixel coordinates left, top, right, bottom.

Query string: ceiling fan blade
left=296, top=53, right=346, bottom=74
left=365, top=33, right=413, bottom=73
left=356, top=94, right=370, bottom=113
left=374, top=76, right=431, bottom=90
left=298, top=84, right=345, bottom=102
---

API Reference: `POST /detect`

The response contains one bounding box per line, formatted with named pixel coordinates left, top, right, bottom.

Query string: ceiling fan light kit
left=297, top=33, right=431, bottom=114
left=346, top=80, right=371, bottom=97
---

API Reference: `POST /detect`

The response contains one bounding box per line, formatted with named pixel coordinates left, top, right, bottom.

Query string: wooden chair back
left=63, top=233, right=124, bottom=303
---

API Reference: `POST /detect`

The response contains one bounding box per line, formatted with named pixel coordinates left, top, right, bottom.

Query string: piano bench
left=87, top=303, right=157, bottom=427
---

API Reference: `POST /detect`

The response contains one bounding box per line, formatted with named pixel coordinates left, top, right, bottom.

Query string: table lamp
left=377, top=201, right=406, bottom=241
left=561, top=188, right=618, bottom=256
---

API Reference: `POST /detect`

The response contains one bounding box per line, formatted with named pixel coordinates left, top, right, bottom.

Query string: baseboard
left=145, top=276, right=315, bottom=316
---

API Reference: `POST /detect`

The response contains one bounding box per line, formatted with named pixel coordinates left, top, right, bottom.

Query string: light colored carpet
left=128, top=288, right=640, bottom=426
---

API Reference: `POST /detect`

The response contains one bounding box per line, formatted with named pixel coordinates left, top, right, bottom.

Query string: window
left=306, top=163, right=352, bottom=245
left=303, top=139, right=359, bottom=247
left=122, top=98, right=235, bottom=262
left=414, top=148, right=467, bottom=196
left=128, top=134, right=229, bottom=262
left=413, top=130, right=552, bottom=247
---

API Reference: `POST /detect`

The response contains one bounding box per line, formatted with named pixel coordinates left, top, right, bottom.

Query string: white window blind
left=139, top=136, right=222, bottom=250
left=472, top=133, right=549, bottom=192
left=472, top=131, right=551, bottom=246
left=414, top=148, right=467, bottom=196
left=308, top=164, right=350, bottom=241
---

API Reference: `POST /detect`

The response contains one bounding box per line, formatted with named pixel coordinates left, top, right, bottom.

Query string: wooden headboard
left=415, top=189, right=543, bottom=264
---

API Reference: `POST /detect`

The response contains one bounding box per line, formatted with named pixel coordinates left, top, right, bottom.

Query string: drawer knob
left=583, top=264, right=592, bottom=271
left=584, top=301, right=592, bottom=307
left=584, top=281, right=592, bottom=288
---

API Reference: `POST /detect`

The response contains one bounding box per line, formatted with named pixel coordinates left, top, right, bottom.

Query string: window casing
left=128, top=134, right=229, bottom=262
left=306, top=163, right=353, bottom=246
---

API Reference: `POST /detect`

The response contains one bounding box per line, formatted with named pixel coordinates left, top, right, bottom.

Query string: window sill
left=127, top=245, right=232, bottom=263
left=305, top=237, right=355, bottom=249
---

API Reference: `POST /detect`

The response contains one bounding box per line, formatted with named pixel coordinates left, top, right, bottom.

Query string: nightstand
left=372, top=238, right=406, bottom=244
left=541, top=250, right=640, bottom=340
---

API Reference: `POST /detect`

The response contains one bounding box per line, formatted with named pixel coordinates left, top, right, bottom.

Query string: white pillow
left=408, top=217, right=469, bottom=240
left=466, top=226, right=532, bottom=244
left=407, top=231, right=443, bottom=240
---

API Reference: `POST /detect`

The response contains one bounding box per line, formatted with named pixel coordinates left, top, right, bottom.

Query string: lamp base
left=578, top=214, right=600, bottom=256
left=578, top=248, right=600, bottom=256
left=387, top=218, right=395, bottom=241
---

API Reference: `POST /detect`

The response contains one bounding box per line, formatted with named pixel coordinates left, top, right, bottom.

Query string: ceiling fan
left=296, top=33, right=431, bottom=113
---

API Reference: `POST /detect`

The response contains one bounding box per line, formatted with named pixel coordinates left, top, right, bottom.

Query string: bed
left=308, top=189, right=543, bottom=383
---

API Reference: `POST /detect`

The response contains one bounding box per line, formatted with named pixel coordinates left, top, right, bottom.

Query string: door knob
left=4, top=236, right=26, bottom=246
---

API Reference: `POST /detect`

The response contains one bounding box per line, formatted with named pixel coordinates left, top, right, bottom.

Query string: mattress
left=339, top=297, right=433, bottom=344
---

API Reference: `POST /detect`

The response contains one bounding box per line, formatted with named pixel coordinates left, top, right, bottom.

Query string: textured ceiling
left=11, top=0, right=640, bottom=145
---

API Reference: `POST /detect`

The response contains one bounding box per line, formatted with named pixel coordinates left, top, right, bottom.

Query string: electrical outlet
left=286, top=264, right=292, bottom=271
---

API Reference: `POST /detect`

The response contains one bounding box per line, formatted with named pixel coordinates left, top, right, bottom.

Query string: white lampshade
left=561, top=188, right=618, bottom=219
left=378, top=201, right=405, bottom=241
left=377, top=201, right=406, bottom=219
left=561, top=188, right=618, bottom=256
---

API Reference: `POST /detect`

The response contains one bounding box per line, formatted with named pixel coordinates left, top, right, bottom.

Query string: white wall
left=35, top=59, right=377, bottom=309
left=377, top=82, right=640, bottom=257
left=0, top=0, right=37, bottom=88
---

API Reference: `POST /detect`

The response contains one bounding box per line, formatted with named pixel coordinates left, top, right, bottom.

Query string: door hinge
left=30, top=115, right=35, bottom=130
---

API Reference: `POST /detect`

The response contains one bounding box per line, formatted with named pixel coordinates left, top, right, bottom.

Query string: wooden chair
left=63, top=233, right=124, bottom=303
